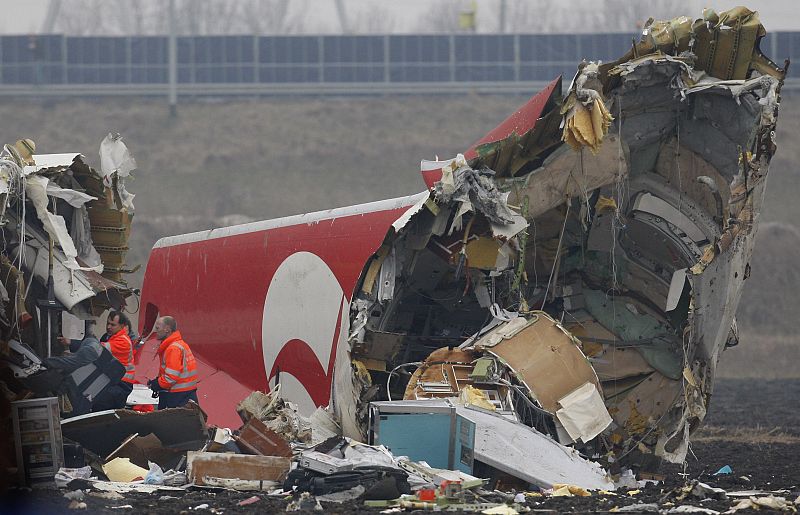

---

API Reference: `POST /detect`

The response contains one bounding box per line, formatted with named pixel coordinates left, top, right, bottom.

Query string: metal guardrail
left=0, top=80, right=556, bottom=97
left=0, top=79, right=796, bottom=98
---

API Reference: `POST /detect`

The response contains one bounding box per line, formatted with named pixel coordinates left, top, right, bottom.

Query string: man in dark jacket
left=43, top=336, right=104, bottom=416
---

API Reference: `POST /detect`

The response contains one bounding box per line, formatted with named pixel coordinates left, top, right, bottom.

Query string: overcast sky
left=0, top=0, right=797, bottom=35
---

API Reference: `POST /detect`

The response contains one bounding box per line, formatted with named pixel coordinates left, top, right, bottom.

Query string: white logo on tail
left=261, top=252, right=347, bottom=414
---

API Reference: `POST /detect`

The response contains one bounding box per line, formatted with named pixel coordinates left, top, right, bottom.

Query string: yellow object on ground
left=552, top=483, right=592, bottom=497
left=102, top=457, right=148, bottom=482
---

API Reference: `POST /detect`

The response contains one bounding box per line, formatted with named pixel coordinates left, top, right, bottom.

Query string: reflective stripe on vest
left=102, top=338, right=136, bottom=383
left=163, top=341, right=198, bottom=393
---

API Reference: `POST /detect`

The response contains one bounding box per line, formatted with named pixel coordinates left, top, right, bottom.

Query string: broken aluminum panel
left=456, top=406, right=614, bottom=490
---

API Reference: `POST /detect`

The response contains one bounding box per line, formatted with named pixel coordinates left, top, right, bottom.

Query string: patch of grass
left=718, top=333, right=800, bottom=379
left=694, top=425, right=800, bottom=444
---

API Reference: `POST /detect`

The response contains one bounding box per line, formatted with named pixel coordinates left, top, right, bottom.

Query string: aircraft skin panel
left=138, top=197, right=419, bottom=418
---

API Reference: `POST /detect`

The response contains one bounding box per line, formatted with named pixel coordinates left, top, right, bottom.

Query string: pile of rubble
left=1, top=134, right=137, bottom=404
left=53, top=393, right=536, bottom=512
left=51, top=394, right=800, bottom=513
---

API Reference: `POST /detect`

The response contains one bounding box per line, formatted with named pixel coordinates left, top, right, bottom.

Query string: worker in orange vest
left=92, top=310, right=136, bottom=411
left=147, top=316, right=199, bottom=409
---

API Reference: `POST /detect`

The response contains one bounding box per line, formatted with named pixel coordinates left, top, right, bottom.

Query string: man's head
left=154, top=316, right=177, bottom=341
left=106, top=310, right=131, bottom=336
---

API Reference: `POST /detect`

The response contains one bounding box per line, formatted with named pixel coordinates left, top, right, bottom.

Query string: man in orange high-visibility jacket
left=92, top=310, right=136, bottom=411
left=148, top=316, right=199, bottom=409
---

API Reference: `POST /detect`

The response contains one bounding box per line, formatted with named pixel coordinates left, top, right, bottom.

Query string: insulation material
left=499, top=140, right=628, bottom=220
left=434, top=155, right=518, bottom=228
left=71, top=207, right=103, bottom=269
left=562, top=99, right=613, bottom=154
left=555, top=383, right=613, bottom=443
left=464, top=237, right=503, bottom=270
left=98, top=133, right=137, bottom=213
left=458, top=385, right=496, bottom=411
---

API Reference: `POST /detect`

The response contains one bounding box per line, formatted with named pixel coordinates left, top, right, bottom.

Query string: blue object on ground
left=713, top=465, right=733, bottom=475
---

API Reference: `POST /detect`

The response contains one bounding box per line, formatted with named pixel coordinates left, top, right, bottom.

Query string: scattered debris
left=105, top=433, right=183, bottom=471
left=714, top=465, right=733, bottom=476
left=613, top=503, right=660, bottom=512
left=728, top=496, right=798, bottom=512
left=237, top=495, right=261, bottom=506
left=186, top=451, right=290, bottom=487
left=676, top=481, right=729, bottom=501
left=63, top=490, right=85, bottom=501
left=55, top=466, right=94, bottom=489
left=551, top=484, right=592, bottom=497
left=101, top=458, right=148, bottom=482
left=9, top=6, right=791, bottom=515
left=88, top=491, right=124, bottom=500
left=285, top=492, right=322, bottom=512
left=666, top=506, right=720, bottom=514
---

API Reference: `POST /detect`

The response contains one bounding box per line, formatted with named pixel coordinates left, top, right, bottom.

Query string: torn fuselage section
left=338, top=6, right=784, bottom=476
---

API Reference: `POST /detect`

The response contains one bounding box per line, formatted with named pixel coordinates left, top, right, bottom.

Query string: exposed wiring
left=386, top=361, right=421, bottom=401
left=497, top=377, right=552, bottom=417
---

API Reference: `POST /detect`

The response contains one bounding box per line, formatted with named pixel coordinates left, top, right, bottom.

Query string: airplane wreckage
left=0, top=137, right=137, bottom=400
left=2, top=7, right=788, bottom=491
left=362, top=9, right=789, bottom=470
left=134, top=7, right=788, bottom=487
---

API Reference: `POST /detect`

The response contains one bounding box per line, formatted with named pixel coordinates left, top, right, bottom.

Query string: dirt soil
left=3, top=378, right=799, bottom=514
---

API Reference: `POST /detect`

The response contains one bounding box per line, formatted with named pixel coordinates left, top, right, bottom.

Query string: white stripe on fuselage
left=153, top=192, right=428, bottom=249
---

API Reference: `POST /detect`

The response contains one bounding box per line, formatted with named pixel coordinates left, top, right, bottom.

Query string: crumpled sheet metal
left=457, top=405, right=614, bottom=491
left=433, top=154, right=518, bottom=228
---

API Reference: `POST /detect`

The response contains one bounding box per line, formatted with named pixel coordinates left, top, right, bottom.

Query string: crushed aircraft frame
left=336, top=6, right=786, bottom=473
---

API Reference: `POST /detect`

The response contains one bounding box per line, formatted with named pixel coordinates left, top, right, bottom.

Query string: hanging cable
left=542, top=197, right=571, bottom=305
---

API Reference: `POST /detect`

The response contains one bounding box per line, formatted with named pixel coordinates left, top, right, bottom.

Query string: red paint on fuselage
left=137, top=199, right=416, bottom=422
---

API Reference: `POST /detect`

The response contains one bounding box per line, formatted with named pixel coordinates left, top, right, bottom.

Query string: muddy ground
left=4, top=378, right=799, bottom=514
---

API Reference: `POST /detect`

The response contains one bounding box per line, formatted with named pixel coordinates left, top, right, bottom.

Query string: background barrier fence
left=1, top=32, right=796, bottom=96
